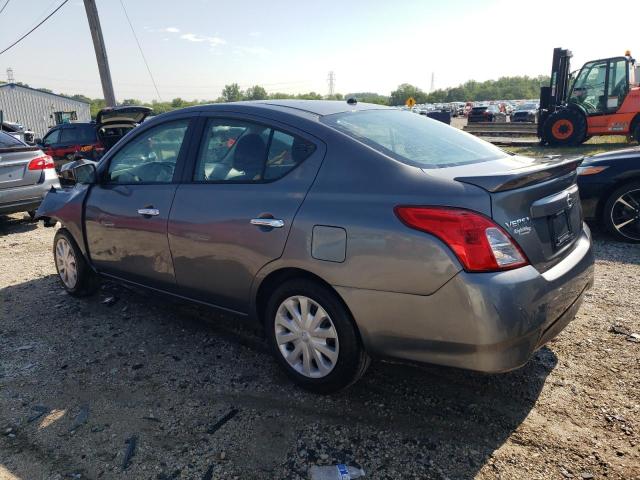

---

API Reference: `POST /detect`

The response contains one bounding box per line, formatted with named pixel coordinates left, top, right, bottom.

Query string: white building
left=0, top=83, right=91, bottom=138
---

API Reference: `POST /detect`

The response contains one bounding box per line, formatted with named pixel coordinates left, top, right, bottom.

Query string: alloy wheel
left=611, top=188, right=640, bottom=241
left=274, top=295, right=339, bottom=378
left=55, top=237, right=78, bottom=289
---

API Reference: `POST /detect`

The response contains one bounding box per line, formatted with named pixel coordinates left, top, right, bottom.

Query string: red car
left=38, top=106, right=151, bottom=168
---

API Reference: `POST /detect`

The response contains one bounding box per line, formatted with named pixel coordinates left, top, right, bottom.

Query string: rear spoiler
left=0, top=146, right=40, bottom=154
left=455, top=157, right=583, bottom=193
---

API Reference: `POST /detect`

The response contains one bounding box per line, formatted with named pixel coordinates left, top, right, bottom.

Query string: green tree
left=345, top=92, right=389, bottom=105
left=244, top=85, right=268, bottom=100
left=122, top=98, right=142, bottom=106
left=295, top=91, right=323, bottom=100
left=221, top=83, right=243, bottom=102
left=390, top=84, right=427, bottom=106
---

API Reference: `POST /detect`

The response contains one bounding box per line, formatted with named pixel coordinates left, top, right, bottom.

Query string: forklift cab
left=568, top=56, right=631, bottom=115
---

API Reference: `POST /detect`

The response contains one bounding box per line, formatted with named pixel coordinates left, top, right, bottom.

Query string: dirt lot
left=1, top=213, right=639, bottom=480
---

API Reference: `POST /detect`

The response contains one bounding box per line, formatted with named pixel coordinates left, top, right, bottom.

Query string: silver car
left=0, top=131, right=60, bottom=218
left=37, top=100, right=594, bottom=393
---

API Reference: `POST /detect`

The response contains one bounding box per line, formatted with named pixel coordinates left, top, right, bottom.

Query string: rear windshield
left=321, top=109, right=507, bottom=168
left=0, top=131, right=25, bottom=148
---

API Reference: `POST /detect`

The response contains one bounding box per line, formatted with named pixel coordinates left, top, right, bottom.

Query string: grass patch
left=503, top=136, right=636, bottom=158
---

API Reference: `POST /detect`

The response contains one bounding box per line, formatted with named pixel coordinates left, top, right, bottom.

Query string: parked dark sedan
left=37, top=100, right=594, bottom=392
left=468, top=104, right=501, bottom=122
left=578, top=147, right=640, bottom=242
left=511, top=103, right=539, bottom=123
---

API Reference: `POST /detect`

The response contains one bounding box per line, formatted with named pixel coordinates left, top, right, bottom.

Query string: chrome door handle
left=138, top=208, right=160, bottom=216
left=250, top=218, right=284, bottom=228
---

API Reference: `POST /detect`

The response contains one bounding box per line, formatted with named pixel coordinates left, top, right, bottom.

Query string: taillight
left=394, top=206, right=529, bottom=272
left=27, top=155, right=55, bottom=171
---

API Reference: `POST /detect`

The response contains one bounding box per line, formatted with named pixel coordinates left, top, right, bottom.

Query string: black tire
left=265, top=279, right=370, bottom=393
left=632, top=122, right=640, bottom=144
left=53, top=229, right=100, bottom=296
left=543, top=109, right=587, bottom=146
left=602, top=181, right=640, bottom=243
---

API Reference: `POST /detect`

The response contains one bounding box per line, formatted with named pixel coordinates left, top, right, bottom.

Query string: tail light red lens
left=394, top=206, right=529, bottom=272
left=27, top=155, right=55, bottom=171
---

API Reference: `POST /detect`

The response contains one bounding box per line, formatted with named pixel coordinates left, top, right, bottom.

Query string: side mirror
left=59, top=159, right=98, bottom=186
left=74, top=163, right=98, bottom=184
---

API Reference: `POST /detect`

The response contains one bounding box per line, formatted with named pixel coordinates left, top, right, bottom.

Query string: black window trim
left=98, top=115, right=197, bottom=186
left=186, top=114, right=319, bottom=185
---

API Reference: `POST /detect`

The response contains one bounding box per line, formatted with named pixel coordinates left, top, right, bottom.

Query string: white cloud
left=165, top=27, right=180, bottom=33
left=235, top=46, right=270, bottom=56
left=248, top=31, right=261, bottom=37
left=180, top=33, right=226, bottom=48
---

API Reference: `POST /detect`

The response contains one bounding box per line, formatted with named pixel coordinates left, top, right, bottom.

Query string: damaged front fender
left=35, top=184, right=91, bottom=256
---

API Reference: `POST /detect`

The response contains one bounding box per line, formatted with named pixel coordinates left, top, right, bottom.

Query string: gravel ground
left=0, top=213, right=639, bottom=480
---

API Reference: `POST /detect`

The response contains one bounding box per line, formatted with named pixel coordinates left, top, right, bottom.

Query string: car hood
left=96, top=106, right=152, bottom=127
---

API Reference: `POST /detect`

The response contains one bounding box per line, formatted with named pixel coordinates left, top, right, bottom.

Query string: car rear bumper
left=336, top=224, right=594, bottom=373
left=0, top=172, right=60, bottom=215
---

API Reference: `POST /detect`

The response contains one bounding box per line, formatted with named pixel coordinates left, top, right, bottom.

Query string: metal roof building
left=0, top=83, right=91, bottom=138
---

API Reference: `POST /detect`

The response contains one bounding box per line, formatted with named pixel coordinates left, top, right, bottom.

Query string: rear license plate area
left=549, top=209, right=573, bottom=248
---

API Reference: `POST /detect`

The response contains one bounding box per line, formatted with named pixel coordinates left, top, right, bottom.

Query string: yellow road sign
left=405, top=97, right=416, bottom=108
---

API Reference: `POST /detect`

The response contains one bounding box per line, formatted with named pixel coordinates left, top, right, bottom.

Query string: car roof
left=190, top=100, right=390, bottom=118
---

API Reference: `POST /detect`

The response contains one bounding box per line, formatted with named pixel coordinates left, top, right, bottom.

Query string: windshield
left=517, top=103, right=537, bottom=110
left=321, top=109, right=507, bottom=168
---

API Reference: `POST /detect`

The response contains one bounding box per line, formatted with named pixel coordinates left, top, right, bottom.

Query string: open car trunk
left=96, top=106, right=152, bottom=151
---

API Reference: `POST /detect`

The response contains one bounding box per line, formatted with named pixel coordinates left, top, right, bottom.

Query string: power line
left=0, top=0, right=69, bottom=56
left=119, top=0, right=162, bottom=101
left=0, top=0, right=10, bottom=15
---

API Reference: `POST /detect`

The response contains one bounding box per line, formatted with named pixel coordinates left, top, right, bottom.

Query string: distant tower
left=6, top=67, right=14, bottom=83
left=327, top=71, right=336, bottom=97
left=430, top=72, right=435, bottom=92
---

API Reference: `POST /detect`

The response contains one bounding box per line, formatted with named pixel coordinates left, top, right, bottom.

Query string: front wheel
left=53, top=229, right=99, bottom=296
left=543, top=109, right=587, bottom=146
left=265, top=279, right=370, bottom=393
left=602, top=182, right=640, bottom=243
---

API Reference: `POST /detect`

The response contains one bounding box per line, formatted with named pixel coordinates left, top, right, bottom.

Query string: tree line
left=1, top=76, right=550, bottom=119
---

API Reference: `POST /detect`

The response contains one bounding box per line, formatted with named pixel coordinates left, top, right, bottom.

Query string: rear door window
left=193, top=119, right=316, bottom=182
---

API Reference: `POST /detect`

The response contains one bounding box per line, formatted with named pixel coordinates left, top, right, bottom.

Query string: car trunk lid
left=426, top=155, right=585, bottom=272
left=0, top=145, right=44, bottom=190
left=95, top=106, right=152, bottom=126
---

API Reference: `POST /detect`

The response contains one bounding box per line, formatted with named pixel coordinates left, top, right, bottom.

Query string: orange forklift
left=538, top=48, right=640, bottom=146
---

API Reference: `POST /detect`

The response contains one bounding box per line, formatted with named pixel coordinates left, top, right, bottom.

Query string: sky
left=0, top=0, right=637, bottom=102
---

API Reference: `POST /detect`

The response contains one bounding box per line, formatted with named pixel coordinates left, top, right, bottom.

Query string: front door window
left=106, top=119, right=189, bottom=184
left=569, top=60, right=608, bottom=114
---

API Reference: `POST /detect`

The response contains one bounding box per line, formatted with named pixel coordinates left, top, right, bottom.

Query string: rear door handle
left=250, top=218, right=284, bottom=228
left=138, top=208, right=160, bottom=216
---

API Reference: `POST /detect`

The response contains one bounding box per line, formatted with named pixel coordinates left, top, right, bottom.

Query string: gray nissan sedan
left=37, top=100, right=595, bottom=393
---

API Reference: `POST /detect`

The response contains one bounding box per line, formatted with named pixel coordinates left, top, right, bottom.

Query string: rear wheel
left=543, top=109, right=587, bottom=146
left=53, top=229, right=99, bottom=296
left=602, top=182, right=640, bottom=243
left=632, top=122, right=640, bottom=144
left=265, top=279, right=370, bottom=393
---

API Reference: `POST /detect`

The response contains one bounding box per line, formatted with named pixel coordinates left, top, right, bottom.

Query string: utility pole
left=6, top=67, right=14, bottom=83
left=327, top=71, right=335, bottom=97
left=430, top=72, right=435, bottom=93
left=83, top=0, right=116, bottom=106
